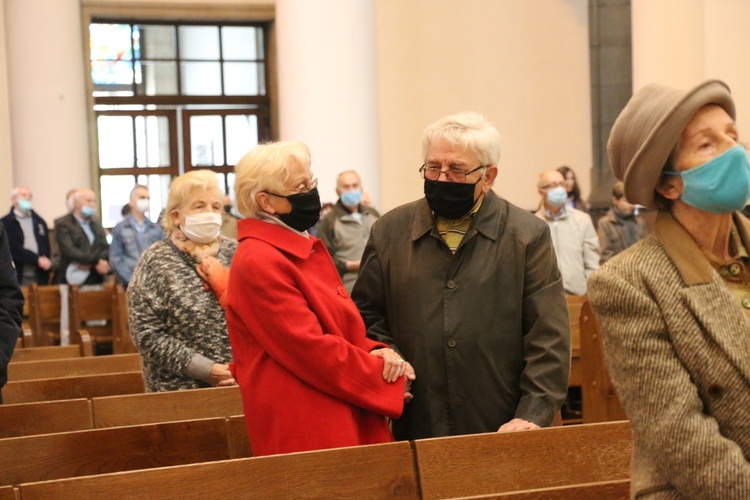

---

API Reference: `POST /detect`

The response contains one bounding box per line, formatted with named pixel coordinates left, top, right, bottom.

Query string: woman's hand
left=369, top=348, right=407, bottom=383
left=209, top=363, right=237, bottom=387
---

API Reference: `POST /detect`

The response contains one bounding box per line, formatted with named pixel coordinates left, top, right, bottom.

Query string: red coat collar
left=237, top=218, right=315, bottom=260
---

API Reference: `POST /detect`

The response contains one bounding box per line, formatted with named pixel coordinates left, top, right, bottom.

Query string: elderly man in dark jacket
left=1, top=187, right=53, bottom=285
left=353, top=112, right=570, bottom=440
left=0, top=223, right=24, bottom=404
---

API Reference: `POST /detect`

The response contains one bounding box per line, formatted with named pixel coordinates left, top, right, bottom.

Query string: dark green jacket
left=352, top=191, right=570, bottom=440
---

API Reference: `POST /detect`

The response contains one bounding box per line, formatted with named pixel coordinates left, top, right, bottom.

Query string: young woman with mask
left=589, top=80, right=750, bottom=497
left=226, top=141, right=412, bottom=456
left=128, top=170, right=237, bottom=392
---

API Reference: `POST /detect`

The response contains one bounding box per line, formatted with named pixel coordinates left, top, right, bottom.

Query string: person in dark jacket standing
left=1, top=187, right=52, bottom=285
left=0, top=222, right=24, bottom=404
left=353, top=112, right=570, bottom=440
left=54, top=188, right=110, bottom=285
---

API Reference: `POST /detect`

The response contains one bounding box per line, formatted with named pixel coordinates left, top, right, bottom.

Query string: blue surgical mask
left=663, top=145, right=750, bottom=214
left=546, top=186, right=568, bottom=208
left=340, top=189, right=362, bottom=207
left=81, top=206, right=95, bottom=218
left=18, top=199, right=32, bottom=213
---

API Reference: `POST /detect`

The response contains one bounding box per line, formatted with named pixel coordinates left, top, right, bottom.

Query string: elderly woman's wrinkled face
left=265, top=160, right=315, bottom=215
left=172, top=185, right=222, bottom=227
left=674, top=105, right=738, bottom=173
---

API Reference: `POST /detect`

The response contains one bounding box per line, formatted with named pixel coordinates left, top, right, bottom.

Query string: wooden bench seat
left=453, top=479, right=630, bottom=499
left=0, top=486, right=15, bottom=500
left=92, top=385, right=243, bottom=428
left=0, top=386, right=242, bottom=439
left=10, top=344, right=85, bottom=362
left=413, top=421, right=632, bottom=499
left=16, top=440, right=417, bottom=499
left=0, top=399, right=92, bottom=439
left=2, top=371, right=144, bottom=404
left=0, top=417, right=247, bottom=487
left=7, top=353, right=141, bottom=381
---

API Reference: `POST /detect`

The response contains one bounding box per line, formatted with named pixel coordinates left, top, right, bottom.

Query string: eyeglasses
left=267, top=178, right=318, bottom=198
left=419, top=164, right=486, bottom=183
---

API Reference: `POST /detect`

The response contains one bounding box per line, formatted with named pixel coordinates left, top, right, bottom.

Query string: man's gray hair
left=421, top=112, right=502, bottom=166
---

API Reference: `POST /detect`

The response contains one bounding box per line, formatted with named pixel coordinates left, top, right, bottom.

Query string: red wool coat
left=226, top=219, right=404, bottom=457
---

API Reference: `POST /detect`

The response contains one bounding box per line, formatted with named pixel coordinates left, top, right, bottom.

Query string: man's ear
left=655, top=175, right=683, bottom=201
left=482, top=165, right=499, bottom=193
left=256, top=192, right=276, bottom=214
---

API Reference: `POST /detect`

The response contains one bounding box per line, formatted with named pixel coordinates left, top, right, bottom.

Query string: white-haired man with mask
left=534, top=170, right=600, bottom=295
left=1, top=187, right=53, bottom=285
left=110, top=185, right=164, bottom=288
left=353, top=112, right=571, bottom=440
left=318, top=170, right=380, bottom=292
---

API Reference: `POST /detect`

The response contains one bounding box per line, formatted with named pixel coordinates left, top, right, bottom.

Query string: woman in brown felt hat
left=588, top=79, right=750, bottom=498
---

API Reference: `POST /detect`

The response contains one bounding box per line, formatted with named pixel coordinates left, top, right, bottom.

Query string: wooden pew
left=0, top=486, right=16, bottom=500
left=580, top=300, right=627, bottom=423
left=112, top=284, right=136, bottom=354
left=566, top=294, right=586, bottom=389
left=2, top=371, right=144, bottom=404
left=9, top=344, right=87, bottom=362
left=27, top=284, right=62, bottom=347
left=16, top=440, right=418, bottom=499
left=7, top=353, right=141, bottom=381
left=0, top=399, right=92, bottom=439
left=0, top=386, right=243, bottom=439
left=413, top=421, right=631, bottom=499
left=69, top=284, right=118, bottom=352
left=457, top=479, right=630, bottom=499
left=92, top=386, right=243, bottom=428
left=0, top=417, right=242, bottom=487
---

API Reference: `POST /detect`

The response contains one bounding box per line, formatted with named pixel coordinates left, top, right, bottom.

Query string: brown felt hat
left=607, top=80, right=735, bottom=209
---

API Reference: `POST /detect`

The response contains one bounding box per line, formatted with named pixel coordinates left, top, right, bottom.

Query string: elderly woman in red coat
left=226, top=141, right=413, bottom=456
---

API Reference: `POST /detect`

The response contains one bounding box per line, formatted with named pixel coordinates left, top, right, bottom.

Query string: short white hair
left=422, top=112, right=502, bottom=166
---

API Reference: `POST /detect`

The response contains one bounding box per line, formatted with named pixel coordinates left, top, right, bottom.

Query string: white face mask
left=135, top=198, right=150, bottom=214
left=180, top=211, right=222, bottom=244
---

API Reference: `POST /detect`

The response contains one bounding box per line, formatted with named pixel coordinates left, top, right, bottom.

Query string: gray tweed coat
left=588, top=211, right=750, bottom=499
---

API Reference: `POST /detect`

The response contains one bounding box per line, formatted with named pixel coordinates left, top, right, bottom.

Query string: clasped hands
left=369, top=348, right=416, bottom=403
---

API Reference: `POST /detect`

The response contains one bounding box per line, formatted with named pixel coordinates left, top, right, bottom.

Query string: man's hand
left=345, top=259, right=361, bottom=272
left=497, top=418, right=540, bottom=433
left=37, top=256, right=52, bottom=270
left=95, top=259, right=110, bottom=275
left=209, top=363, right=237, bottom=387
left=370, top=347, right=406, bottom=382
left=403, top=361, right=416, bottom=403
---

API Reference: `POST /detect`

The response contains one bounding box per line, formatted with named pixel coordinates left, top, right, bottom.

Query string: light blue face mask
left=546, top=186, right=568, bottom=208
left=340, top=189, right=362, bottom=207
left=663, top=145, right=750, bottom=214
left=81, top=206, right=95, bottom=218
left=17, top=199, right=32, bottom=213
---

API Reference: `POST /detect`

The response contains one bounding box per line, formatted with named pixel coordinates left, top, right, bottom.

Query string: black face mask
left=424, top=178, right=480, bottom=220
left=277, top=187, right=322, bottom=232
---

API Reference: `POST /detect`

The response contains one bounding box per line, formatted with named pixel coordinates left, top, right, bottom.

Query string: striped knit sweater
left=128, top=238, right=237, bottom=392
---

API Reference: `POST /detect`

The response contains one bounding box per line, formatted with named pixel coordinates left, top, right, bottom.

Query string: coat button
left=447, top=280, right=457, bottom=289
left=447, top=338, right=457, bottom=348
left=729, top=262, right=742, bottom=276
left=742, top=297, right=750, bottom=310
left=707, top=383, right=724, bottom=399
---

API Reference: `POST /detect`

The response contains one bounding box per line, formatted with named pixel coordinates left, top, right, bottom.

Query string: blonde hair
left=235, top=141, right=311, bottom=219
left=162, top=170, right=221, bottom=234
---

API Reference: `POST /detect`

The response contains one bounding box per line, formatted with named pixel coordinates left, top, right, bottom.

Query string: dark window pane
left=179, top=26, right=220, bottom=60
left=135, top=61, right=178, bottom=95
left=223, top=63, right=264, bottom=96
left=136, top=25, right=176, bottom=59
left=98, top=116, right=134, bottom=168
left=181, top=62, right=222, bottom=95
left=190, top=115, right=225, bottom=166
left=222, top=27, right=260, bottom=60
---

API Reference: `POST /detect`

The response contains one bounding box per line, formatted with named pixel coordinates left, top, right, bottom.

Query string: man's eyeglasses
left=419, top=164, right=486, bottom=183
